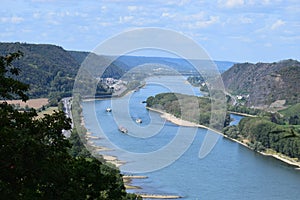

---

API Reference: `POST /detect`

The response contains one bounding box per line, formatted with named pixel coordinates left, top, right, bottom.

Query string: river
left=82, top=76, right=300, bottom=200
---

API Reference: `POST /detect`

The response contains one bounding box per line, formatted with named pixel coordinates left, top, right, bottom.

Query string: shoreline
left=78, top=86, right=300, bottom=198
left=85, top=131, right=126, bottom=168
left=146, top=106, right=222, bottom=134
left=147, top=106, right=300, bottom=169
left=138, top=194, right=181, bottom=199
left=78, top=86, right=185, bottom=197
left=82, top=83, right=146, bottom=102
left=228, top=111, right=256, bottom=117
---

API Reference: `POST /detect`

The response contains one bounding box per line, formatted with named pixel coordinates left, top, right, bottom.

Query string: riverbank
left=138, top=194, right=181, bottom=199
left=147, top=106, right=300, bottom=169
left=84, top=128, right=126, bottom=168
left=146, top=106, right=222, bottom=134
left=228, top=111, right=256, bottom=117
left=79, top=92, right=186, bottom=198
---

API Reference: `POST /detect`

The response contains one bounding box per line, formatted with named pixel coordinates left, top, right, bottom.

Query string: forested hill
left=222, top=59, right=300, bottom=107
left=0, top=42, right=126, bottom=102
left=68, top=50, right=126, bottom=78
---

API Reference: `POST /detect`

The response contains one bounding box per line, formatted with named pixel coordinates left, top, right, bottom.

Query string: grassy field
left=1, top=98, right=49, bottom=109
left=1, top=98, right=58, bottom=119
left=36, top=107, right=58, bottom=119
left=279, top=103, right=300, bottom=117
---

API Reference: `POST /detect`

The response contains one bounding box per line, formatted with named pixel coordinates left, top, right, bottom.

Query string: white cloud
left=261, top=0, right=271, bottom=4
left=271, top=19, right=285, bottom=30
left=185, top=15, right=219, bottom=29
left=0, top=16, right=24, bottom=24
left=78, top=25, right=89, bottom=32
left=230, top=35, right=253, bottom=43
left=48, top=20, right=60, bottom=25
left=127, top=6, right=138, bottom=12
left=161, top=12, right=176, bottom=18
left=224, top=15, right=254, bottom=26
left=98, top=22, right=113, bottom=27
left=101, top=5, right=107, bottom=11
left=183, top=12, right=205, bottom=21
left=239, top=16, right=253, bottom=24
left=178, top=0, right=191, bottom=6
left=21, top=29, right=32, bottom=33
left=119, top=16, right=134, bottom=24
left=219, top=0, right=244, bottom=8
left=248, top=0, right=272, bottom=5
left=33, top=12, right=41, bottom=19
left=196, top=16, right=219, bottom=28
left=165, top=0, right=191, bottom=6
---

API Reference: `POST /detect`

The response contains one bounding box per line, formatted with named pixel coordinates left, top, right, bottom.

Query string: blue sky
left=0, top=0, right=299, bottom=62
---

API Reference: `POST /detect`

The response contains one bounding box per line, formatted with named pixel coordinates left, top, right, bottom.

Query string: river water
left=82, top=76, right=300, bottom=200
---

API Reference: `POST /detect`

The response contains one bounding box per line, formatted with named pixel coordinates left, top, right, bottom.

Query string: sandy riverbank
left=146, top=107, right=223, bottom=134
left=228, top=111, right=256, bottom=117
left=85, top=136, right=125, bottom=167
left=80, top=115, right=126, bottom=168
left=138, top=194, right=181, bottom=199
left=147, top=107, right=300, bottom=169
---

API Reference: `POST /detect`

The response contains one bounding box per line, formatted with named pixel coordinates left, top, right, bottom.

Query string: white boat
left=106, top=107, right=112, bottom=112
left=118, top=126, right=128, bottom=134
left=135, top=118, right=142, bottom=123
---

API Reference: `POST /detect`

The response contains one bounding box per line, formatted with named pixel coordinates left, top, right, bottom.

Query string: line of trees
left=223, top=113, right=300, bottom=159
left=0, top=52, right=140, bottom=199
left=146, top=92, right=230, bottom=130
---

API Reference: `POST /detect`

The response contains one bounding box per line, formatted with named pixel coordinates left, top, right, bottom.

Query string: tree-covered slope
left=224, top=115, right=300, bottom=160
left=146, top=92, right=230, bottom=130
left=222, top=59, right=300, bottom=107
left=0, top=42, right=79, bottom=99
left=0, top=42, right=127, bottom=103
left=0, top=52, right=140, bottom=199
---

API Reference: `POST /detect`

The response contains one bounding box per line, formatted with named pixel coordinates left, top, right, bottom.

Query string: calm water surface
left=82, top=77, right=300, bottom=200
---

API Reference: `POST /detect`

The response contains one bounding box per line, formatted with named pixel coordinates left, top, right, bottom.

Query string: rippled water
left=82, top=77, right=300, bottom=200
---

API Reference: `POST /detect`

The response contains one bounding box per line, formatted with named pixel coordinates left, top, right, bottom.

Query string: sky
left=0, top=0, right=299, bottom=62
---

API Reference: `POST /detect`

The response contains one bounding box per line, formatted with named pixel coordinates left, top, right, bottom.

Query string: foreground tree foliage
left=0, top=52, right=140, bottom=199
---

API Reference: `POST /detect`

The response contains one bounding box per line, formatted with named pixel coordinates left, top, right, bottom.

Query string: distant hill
left=222, top=59, right=300, bottom=107
left=114, top=55, right=235, bottom=73
left=0, top=42, right=80, bottom=99
left=0, top=42, right=126, bottom=102
left=68, top=51, right=126, bottom=78
left=0, top=42, right=235, bottom=103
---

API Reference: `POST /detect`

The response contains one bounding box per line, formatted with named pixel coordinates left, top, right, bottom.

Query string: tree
left=0, top=51, right=29, bottom=101
left=0, top=52, right=140, bottom=199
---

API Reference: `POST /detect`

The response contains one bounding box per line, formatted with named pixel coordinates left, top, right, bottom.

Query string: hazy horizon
left=1, top=0, right=299, bottom=63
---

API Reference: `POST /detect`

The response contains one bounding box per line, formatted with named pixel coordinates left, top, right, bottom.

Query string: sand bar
left=147, top=107, right=222, bottom=134
left=123, top=175, right=148, bottom=179
left=85, top=135, right=100, bottom=139
left=138, top=194, right=181, bottom=199
left=229, top=111, right=256, bottom=117
left=147, top=107, right=300, bottom=169
left=102, top=155, right=125, bottom=167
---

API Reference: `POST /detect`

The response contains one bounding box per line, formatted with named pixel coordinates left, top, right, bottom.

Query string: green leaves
left=0, top=51, right=29, bottom=102
left=0, top=52, right=139, bottom=199
left=232, top=116, right=300, bottom=159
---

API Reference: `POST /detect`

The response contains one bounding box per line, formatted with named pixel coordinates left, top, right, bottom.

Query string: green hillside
left=0, top=42, right=126, bottom=104
left=0, top=42, right=79, bottom=99
left=279, top=103, right=300, bottom=125
left=146, top=92, right=230, bottom=130
left=279, top=103, right=300, bottom=117
left=222, top=59, right=300, bottom=107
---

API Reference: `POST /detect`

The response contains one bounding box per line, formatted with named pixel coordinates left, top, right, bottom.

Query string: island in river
left=146, top=92, right=300, bottom=169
